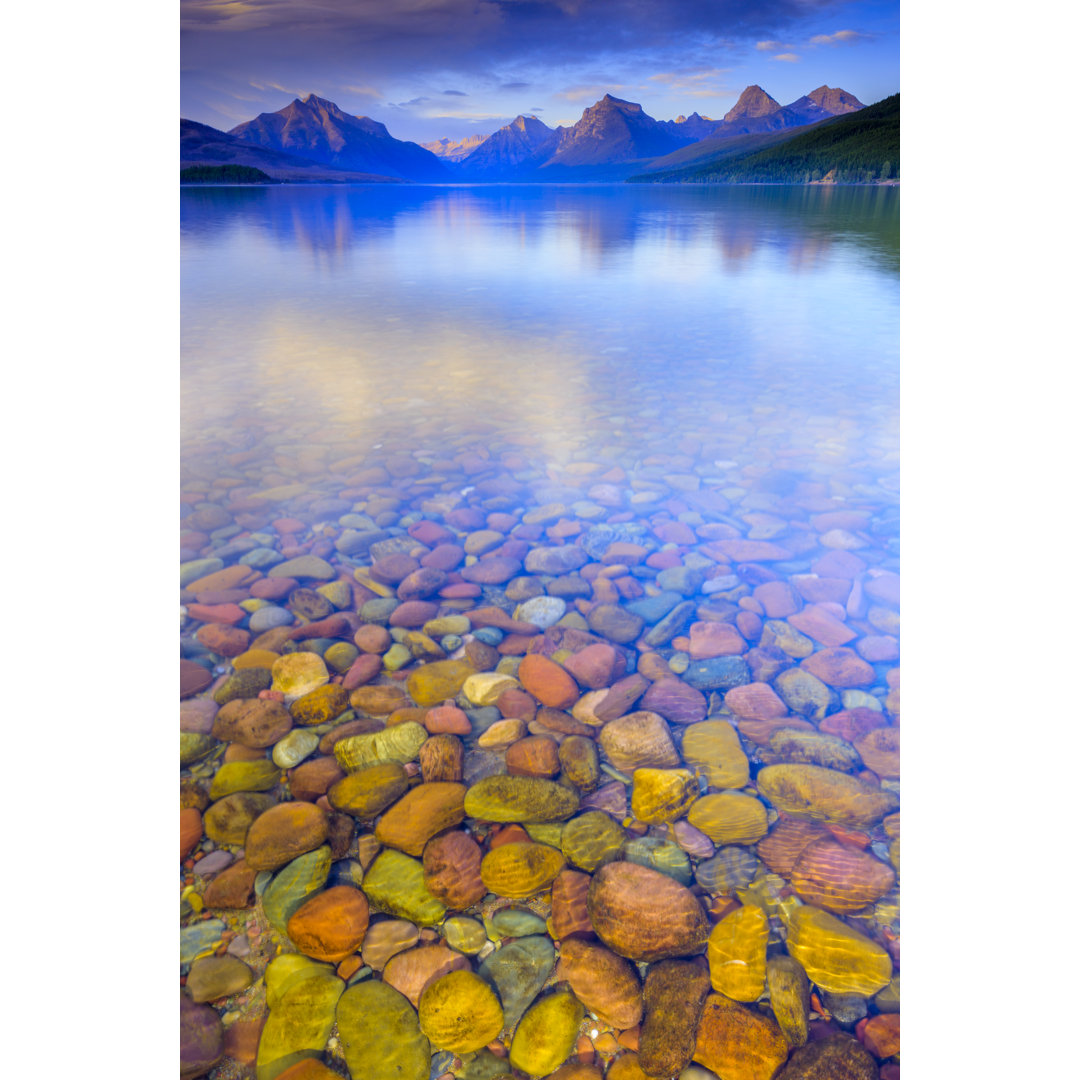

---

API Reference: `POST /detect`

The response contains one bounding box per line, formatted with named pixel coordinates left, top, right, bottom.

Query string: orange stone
left=800, top=647, right=876, bottom=688
left=181, top=807, right=203, bottom=859
left=382, top=943, right=471, bottom=1006
left=854, top=726, right=900, bottom=779
left=243, top=802, right=329, bottom=870
left=789, top=839, right=896, bottom=914
left=286, top=885, right=370, bottom=962
left=787, top=606, right=857, bottom=647
left=862, top=1013, right=900, bottom=1058
left=724, top=682, right=788, bottom=721
left=374, top=782, right=467, bottom=856
left=518, top=653, right=581, bottom=710
left=350, top=685, right=410, bottom=715
left=550, top=868, right=594, bottom=940
left=196, top=623, right=251, bottom=658
left=693, top=993, right=790, bottom=1080
left=559, top=939, right=643, bottom=1029
left=506, top=734, right=561, bottom=778
left=422, top=830, right=486, bottom=909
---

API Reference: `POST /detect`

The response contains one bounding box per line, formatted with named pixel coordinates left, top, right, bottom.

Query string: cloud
left=810, top=29, right=871, bottom=46
left=772, top=53, right=800, bottom=62
left=442, top=89, right=468, bottom=96
left=755, top=40, right=783, bottom=51
left=648, top=67, right=731, bottom=98
left=340, top=84, right=382, bottom=98
left=500, top=81, right=530, bottom=90
left=555, top=84, right=628, bottom=102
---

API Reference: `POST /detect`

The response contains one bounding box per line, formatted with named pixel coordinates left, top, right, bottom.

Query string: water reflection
left=181, top=184, right=898, bottom=273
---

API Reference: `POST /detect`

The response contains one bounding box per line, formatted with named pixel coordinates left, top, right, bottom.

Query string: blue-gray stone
left=621, top=835, right=692, bottom=885
left=641, top=600, right=696, bottom=647
left=477, top=935, right=556, bottom=1034
left=683, top=656, right=751, bottom=691
left=248, top=605, right=294, bottom=633
left=327, top=859, right=365, bottom=890
left=339, top=513, right=377, bottom=529
left=180, top=558, right=223, bottom=587
left=489, top=907, right=548, bottom=938
left=473, top=627, right=504, bottom=646
left=464, top=707, right=501, bottom=735
left=430, top=1051, right=456, bottom=1079
left=180, top=919, right=227, bottom=965
left=361, top=598, right=400, bottom=623
left=580, top=523, right=651, bottom=560
left=239, top=546, right=285, bottom=568
left=211, top=538, right=259, bottom=559
left=335, top=528, right=391, bottom=556
left=695, top=847, right=761, bottom=893
left=440, top=634, right=463, bottom=652
left=626, top=591, right=684, bottom=624
left=702, top=574, right=741, bottom=594
left=463, top=749, right=507, bottom=786
left=655, top=566, right=706, bottom=596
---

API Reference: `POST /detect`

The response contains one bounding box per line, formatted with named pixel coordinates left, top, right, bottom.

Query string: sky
left=181, top=0, right=899, bottom=144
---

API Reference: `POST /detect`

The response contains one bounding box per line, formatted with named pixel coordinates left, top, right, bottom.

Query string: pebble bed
left=180, top=367, right=900, bottom=1080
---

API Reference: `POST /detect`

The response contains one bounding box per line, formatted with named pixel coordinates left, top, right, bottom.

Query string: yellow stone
left=630, top=768, right=700, bottom=823
left=509, top=991, right=584, bottom=1076
left=784, top=905, right=892, bottom=996
left=256, top=961, right=344, bottom=1080
left=707, top=904, right=768, bottom=1001
left=480, top=842, right=567, bottom=898
left=462, top=671, right=520, bottom=706
left=328, top=763, right=410, bottom=819
left=232, top=648, right=281, bottom=670
left=766, top=955, right=810, bottom=1048
left=418, top=970, right=504, bottom=1054
left=687, top=791, right=768, bottom=845
left=406, top=659, right=476, bottom=708
left=333, top=722, right=428, bottom=771
left=559, top=811, right=625, bottom=871
left=271, top=652, right=330, bottom=705
left=353, top=571, right=396, bottom=598
left=680, top=720, right=749, bottom=790
left=756, top=764, right=898, bottom=828
left=478, top=718, right=527, bottom=747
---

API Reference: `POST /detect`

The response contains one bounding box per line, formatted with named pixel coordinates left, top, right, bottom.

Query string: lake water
left=180, top=183, right=901, bottom=1079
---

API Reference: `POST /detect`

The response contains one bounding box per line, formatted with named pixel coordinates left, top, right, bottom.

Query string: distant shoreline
left=180, top=178, right=900, bottom=188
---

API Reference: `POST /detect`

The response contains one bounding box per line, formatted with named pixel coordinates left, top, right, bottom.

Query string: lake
left=180, top=182, right=901, bottom=1078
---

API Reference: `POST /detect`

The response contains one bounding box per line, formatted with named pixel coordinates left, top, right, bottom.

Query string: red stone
left=518, top=654, right=580, bottom=710
left=289, top=613, right=352, bottom=641
left=753, top=581, right=802, bottom=618
left=425, top=704, right=472, bottom=735
left=342, top=652, right=383, bottom=690
left=289, top=756, right=346, bottom=801
left=562, top=643, right=621, bottom=689
left=460, top=557, right=523, bottom=585
left=640, top=679, right=707, bottom=725
left=723, top=682, right=788, bottom=720
left=181, top=808, right=203, bottom=859
left=440, top=582, right=482, bottom=599
left=196, top=624, right=251, bottom=658
left=506, top=735, right=561, bottom=778
left=397, top=567, right=447, bottom=601
left=389, top=601, right=439, bottom=628
left=186, top=603, right=247, bottom=626
left=408, top=520, right=454, bottom=546
left=181, top=660, right=213, bottom=699
left=688, top=621, right=747, bottom=659
left=496, top=688, right=538, bottom=722
left=421, top=543, right=466, bottom=571
left=788, top=605, right=857, bottom=647
left=800, top=647, right=876, bottom=688
left=819, top=707, right=886, bottom=742
left=861, top=1013, right=900, bottom=1058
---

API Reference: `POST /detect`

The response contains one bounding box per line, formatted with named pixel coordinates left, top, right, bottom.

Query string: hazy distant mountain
left=706, top=84, right=866, bottom=138
left=659, top=112, right=719, bottom=143
left=180, top=119, right=400, bottom=182
left=457, top=115, right=556, bottom=176
left=630, top=93, right=898, bottom=185
left=422, top=133, right=489, bottom=161
left=538, top=95, right=689, bottom=171
left=228, top=94, right=449, bottom=181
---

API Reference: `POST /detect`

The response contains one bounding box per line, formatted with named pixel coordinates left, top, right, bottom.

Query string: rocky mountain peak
left=723, top=85, right=782, bottom=122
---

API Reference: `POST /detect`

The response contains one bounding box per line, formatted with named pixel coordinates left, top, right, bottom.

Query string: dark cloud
left=442, top=89, right=468, bottom=96
left=500, top=81, right=531, bottom=90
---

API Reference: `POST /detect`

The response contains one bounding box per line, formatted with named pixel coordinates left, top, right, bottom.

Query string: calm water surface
left=180, top=183, right=900, bottom=1080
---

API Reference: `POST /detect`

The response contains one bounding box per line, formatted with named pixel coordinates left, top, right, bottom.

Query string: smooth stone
left=641, top=600, right=697, bottom=647
left=187, top=955, right=254, bottom=1003
left=256, top=964, right=344, bottom=1080
left=508, top=991, right=584, bottom=1076
left=587, top=862, right=709, bottom=962
left=523, top=545, right=588, bottom=574
left=559, top=810, right=625, bottom=871
left=204, top=792, right=276, bottom=846
left=756, top=765, right=898, bottom=828
left=464, top=775, right=579, bottom=822
left=328, top=762, right=410, bottom=819
left=334, top=722, right=428, bottom=770
left=687, top=792, right=768, bottom=846
left=597, top=711, right=680, bottom=772
left=419, top=970, right=504, bottom=1054
left=273, top=556, right=336, bottom=580
left=767, top=955, right=811, bottom=1048
left=680, top=720, right=749, bottom=790
left=382, top=942, right=470, bottom=1007
left=489, top=906, right=548, bottom=938
left=180, top=993, right=225, bottom=1080
left=208, top=760, right=282, bottom=801
left=180, top=919, right=227, bottom=964
left=586, top=604, right=644, bottom=644
left=250, top=606, right=294, bottom=633
left=181, top=698, right=219, bottom=735
left=272, top=729, right=320, bottom=769
left=244, top=802, right=329, bottom=870
left=180, top=732, right=217, bottom=767
left=361, top=920, right=420, bottom=971
left=763, top=729, right=861, bottom=772
left=212, top=667, right=271, bottom=705
left=773, top=669, right=835, bottom=719
left=271, top=652, right=330, bottom=704
left=706, top=904, right=768, bottom=1000
left=639, top=678, right=707, bottom=725
left=559, top=938, right=643, bottom=1029
left=213, top=698, right=293, bottom=748
left=655, top=566, right=706, bottom=595
left=477, top=935, right=556, bottom=1034
left=443, top=916, right=488, bottom=954
left=363, top=849, right=447, bottom=925
left=407, top=659, right=476, bottom=707
left=692, top=994, right=790, bottom=1080
left=621, top=835, right=693, bottom=885
left=625, top=592, right=683, bottom=623
left=422, top=829, right=487, bottom=909
left=481, top=842, right=566, bottom=898
left=695, top=846, right=761, bottom=893
left=261, top=846, right=332, bottom=934
left=630, top=768, right=699, bottom=824
left=287, top=885, right=370, bottom=963
left=681, top=656, right=750, bottom=692
left=784, top=906, right=892, bottom=996
left=374, top=781, right=467, bottom=856
left=181, top=558, right=224, bottom=587
left=516, top=595, right=567, bottom=629
left=193, top=849, right=233, bottom=877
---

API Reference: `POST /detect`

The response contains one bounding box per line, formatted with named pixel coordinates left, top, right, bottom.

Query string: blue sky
left=181, top=0, right=899, bottom=142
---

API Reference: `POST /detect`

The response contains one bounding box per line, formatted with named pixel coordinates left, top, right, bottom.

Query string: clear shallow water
left=180, top=183, right=900, bottom=1079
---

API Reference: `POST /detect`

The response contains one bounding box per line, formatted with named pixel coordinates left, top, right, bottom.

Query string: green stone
left=272, top=556, right=336, bottom=580
left=477, top=936, right=556, bottom=1036
left=324, top=642, right=360, bottom=674
left=255, top=964, right=344, bottom=1080
left=180, top=732, right=217, bottom=766
left=186, top=955, right=253, bottom=1003
left=522, top=823, right=564, bottom=847
left=181, top=558, right=223, bottom=586
left=261, top=846, right=332, bottom=934
left=208, top=760, right=282, bottom=800
left=213, top=667, right=272, bottom=705
left=204, top=792, right=276, bottom=846
left=336, top=980, right=431, bottom=1080
left=464, top=775, right=579, bottom=823
left=560, top=811, right=625, bottom=872
left=488, top=907, right=548, bottom=939
left=180, top=919, right=226, bottom=964
left=622, top=835, right=693, bottom=886
left=363, top=849, right=447, bottom=926
left=316, top=581, right=352, bottom=609
left=766, top=955, right=811, bottom=1048
left=443, top=916, right=488, bottom=954
left=383, top=643, right=413, bottom=671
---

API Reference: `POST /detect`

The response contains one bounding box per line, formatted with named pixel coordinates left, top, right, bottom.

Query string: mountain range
left=180, top=85, right=887, bottom=185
